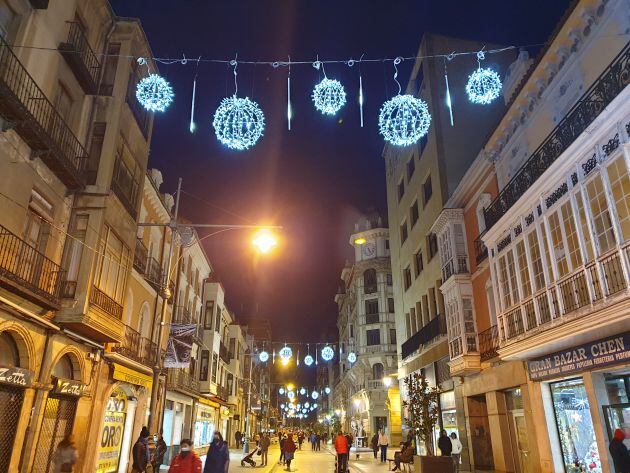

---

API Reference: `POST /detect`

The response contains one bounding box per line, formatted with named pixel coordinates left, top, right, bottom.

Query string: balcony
left=166, top=369, right=199, bottom=394
left=145, top=256, right=163, bottom=291
left=219, top=342, right=230, bottom=364
left=358, top=344, right=397, bottom=355
left=401, top=314, right=447, bottom=360
left=216, top=384, right=230, bottom=401
left=484, top=42, right=630, bottom=231
left=133, top=239, right=148, bottom=274
left=111, top=156, right=139, bottom=220
left=111, top=324, right=156, bottom=366
left=365, top=312, right=379, bottom=324
left=474, top=232, right=488, bottom=265
left=89, top=285, right=123, bottom=320
left=172, top=305, right=194, bottom=325
left=479, top=325, right=499, bottom=362
left=58, top=22, right=101, bottom=94
left=442, top=256, right=469, bottom=281
left=0, top=36, right=87, bottom=189
left=0, top=224, right=65, bottom=309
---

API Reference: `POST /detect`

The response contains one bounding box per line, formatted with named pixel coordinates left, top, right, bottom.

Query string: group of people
left=437, top=430, right=463, bottom=472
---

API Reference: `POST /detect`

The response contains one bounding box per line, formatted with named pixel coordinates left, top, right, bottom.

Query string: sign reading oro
left=96, top=388, right=128, bottom=473
left=527, top=332, right=630, bottom=381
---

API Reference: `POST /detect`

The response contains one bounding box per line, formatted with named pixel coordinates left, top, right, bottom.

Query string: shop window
left=550, top=379, right=601, bottom=472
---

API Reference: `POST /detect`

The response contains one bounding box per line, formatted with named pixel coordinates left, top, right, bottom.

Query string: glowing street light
left=252, top=228, right=278, bottom=254
left=354, top=237, right=367, bottom=245
left=383, top=376, right=393, bottom=388
left=353, top=398, right=361, bottom=408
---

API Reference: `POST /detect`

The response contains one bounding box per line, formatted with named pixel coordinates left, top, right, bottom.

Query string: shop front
left=162, top=390, right=194, bottom=464
left=194, top=398, right=219, bottom=454
left=527, top=331, right=630, bottom=473
left=0, top=365, right=34, bottom=472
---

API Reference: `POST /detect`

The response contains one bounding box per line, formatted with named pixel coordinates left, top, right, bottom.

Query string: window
left=62, top=214, right=88, bottom=296
left=405, top=313, right=412, bottom=338
left=54, top=82, right=74, bottom=126
left=204, top=301, right=214, bottom=329
left=350, top=324, right=354, bottom=338
left=429, top=287, right=438, bottom=317
left=607, top=156, right=630, bottom=241
left=527, top=231, right=545, bottom=291
left=87, top=122, right=106, bottom=183
left=365, top=299, right=379, bottom=315
left=94, top=225, right=131, bottom=302
left=586, top=174, right=617, bottom=254
left=409, top=307, right=417, bottom=334
left=410, top=201, right=419, bottom=227
left=419, top=134, right=428, bottom=156
left=403, top=266, right=412, bottom=290
left=398, top=180, right=405, bottom=201
left=400, top=221, right=408, bottom=244
left=423, top=175, right=432, bottom=206
left=385, top=239, right=390, bottom=250
left=388, top=298, right=395, bottom=313
left=386, top=274, right=393, bottom=286
left=211, top=353, right=218, bottom=383
left=548, top=210, right=568, bottom=277
left=214, top=309, right=221, bottom=333
left=200, top=350, right=209, bottom=381
left=0, top=2, right=16, bottom=39
left=506, top=251, right=519, bottom=305
left=363, top=268, right=377, bottom=294
left=515, top=241, right=532, bottom=298
left=560, top=202, right=582, bottom=270
left=575, top=192, right=594, bottom=262
left=99, top=43, right=121, bottom=95
left=498, top=254, right=512, bottom=308
left=372, top=363, right=384, bottom=379
left=414, top=251, right=423, bottom=277
left=367, top=329, right=380, bottom=346
left=407, top=158, right=415, bottom=181
left=390, top=329, right=397, bottom=345
left=427, top=233, right=438, bottom=260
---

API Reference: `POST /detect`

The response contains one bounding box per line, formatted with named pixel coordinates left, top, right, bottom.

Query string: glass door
left=511, top=412, right=532, bottom=473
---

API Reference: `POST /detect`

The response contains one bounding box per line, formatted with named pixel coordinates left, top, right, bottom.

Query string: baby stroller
left=241, top=446, right=260, bottom=467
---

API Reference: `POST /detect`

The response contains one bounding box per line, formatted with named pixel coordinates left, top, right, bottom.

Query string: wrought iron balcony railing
left=0, top=224, right=65, bottom=308
left=401, top=314, right=447, bottom=360
left=111, top=156, right=139, bottom=220
left=442, top=256, right=469, bottom=281
left=216, top=383, right=230, bottom=400
left=484, top=42, right=630, bottom=231
left=111, top=324, right=156, bottom=366
left=172, top=305, right=194, bottom=325
left=133, top=238, right=148, bottom=274
left=58, top=21, right=101, bottom=94
left=167, top=369, right=199, bottom=393
left=145, top=256, right=163, bottom=289
left=219, top=342, right=230, bottom=364
left=0, top=35, right=87, bottom=189
left=478, top=325, right=499, bottom=362
left=89, top=285, right=123, bottom=319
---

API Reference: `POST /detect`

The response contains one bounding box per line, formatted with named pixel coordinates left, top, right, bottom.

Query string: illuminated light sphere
left=324, top=387, right=331, bottom=395
left=287, top=391, right=295, bottom=400
left=305, top=402, right=310, bottom=408
left=278, top=346, right=293, bottom=362
left=212, top=95, right=265, bottom=150
left=313, top=403, right=318, bottom=408
left=302, top=409, right=307, bottom=414
left=136, top=74, right=174, bottom=112
left=304, top=355, right=314, bottom=366
left=312, top=78, right=346, bottom=115
left=311, top=391, right=319, bottom=400
left=347, top=352, right=357, bottom=364
left=321, top=345, right=335, bottom=362
left=378, top=94, right=431, bottom=146
left=465, top=67, right=502, bottom=105
left=279, top=387, right=285, bottom=395
left=299, top=387, right=306, bottom=396
left=297, top=403, right=302, bottom=409
left=259, top=351, right=269, bottom=363
left=280, top=403, right=286, bottom=409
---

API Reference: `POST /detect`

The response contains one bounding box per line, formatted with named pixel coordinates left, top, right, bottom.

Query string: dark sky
left=109, top=1, right=570, bottom=342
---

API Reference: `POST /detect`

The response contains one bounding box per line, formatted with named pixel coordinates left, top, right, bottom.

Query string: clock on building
left=362, top=242, right=376, bottom=258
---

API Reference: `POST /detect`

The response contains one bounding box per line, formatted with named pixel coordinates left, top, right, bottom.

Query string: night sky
left=109, top=1, right=571, bottom=342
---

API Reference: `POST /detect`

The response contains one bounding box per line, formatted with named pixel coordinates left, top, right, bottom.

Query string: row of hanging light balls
left=253, top=344, right=357, bottom=366
left=135, top=51, right=502, bottom=151
left=279, top=385, right=329, bottom=417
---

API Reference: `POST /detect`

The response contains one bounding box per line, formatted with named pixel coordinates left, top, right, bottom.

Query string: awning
left=112, top=363, right=153, bottom=389
left=209, top=395, right=237, bottom=409
left=198, top=396, right=220, bottom=408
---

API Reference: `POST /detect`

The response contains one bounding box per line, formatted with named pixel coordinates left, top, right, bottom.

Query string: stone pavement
left=159, top=444, right=279, bottom=472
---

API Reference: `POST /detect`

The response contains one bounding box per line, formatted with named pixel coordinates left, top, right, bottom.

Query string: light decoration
left=305, top=402, right=310, bottom=408
left=347, top=352, right=357, bottom=364
left=287, top=391, right=295, bottom=400
left=299, top=387, right=306, bottom=396
left=313, top=403, right=318, bottom=408
left=304, top=355, right=314, bottom=366
left=379, top=94, right=431, bottom=146
left=279, top=387, right=285, bottom=395
left=136, top=73, right=174, bottom=112
left=324, top=387, right=331, bottom=395
left=278, top=346, right=293, bottom=363
left=311, top=391, right=319, bottom=400
left=259, top=351, right=269, bottom=363
left=321, top=345, right=335, bottom=362
left=465, top=50, right=502, bottom=105
left=280, top=403, right=286, bottom=409
left=213, top=95, right=265, bottom=150
left=312, top=77, right=346, bottom=115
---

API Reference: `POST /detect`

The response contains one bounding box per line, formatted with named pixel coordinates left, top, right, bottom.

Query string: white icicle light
left=136, top=74, right=174, bottom=112
left=212, top=95, right=265, bottom=150
left=378, top=94, right=431, bottom=146
left=312, top=78, right=346, bottom=115
left=465, top=67, right=502, bottom=104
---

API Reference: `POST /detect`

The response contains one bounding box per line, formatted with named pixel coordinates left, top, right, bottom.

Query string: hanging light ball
left=299, top=387, right=307, bottom=396
left=279, top=387, right=285, bottom=395
left=465, top=67, right=502, bottom=105
left=347, top=352, right=357, bottom=364
left=312, top=78, right=347, bottom=115
left=305, top=402, right=310, bottom=408
left=278, top=346, right=293, bottom=362
left=321, top=345, right=335, bottom=362
left=304, top=355, right=314, bottom=366
left=259, top=351, right=269, bottom=363
left=378, top=94, right=431, bottom=146
left=311, top=391, right=319, bottom=400
left=212, top=95, right=265, bottom=150
left=288, top=391, right=295, bottom=400
left=136, top=74, right=174, bottom=112
left=280, top=403, right=286, bottom=409
left=324, top=387, right=331, bottom=395
left=313, top=403, right=318, bottom=408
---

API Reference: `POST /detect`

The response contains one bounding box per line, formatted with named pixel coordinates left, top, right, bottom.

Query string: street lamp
left=252, top=228, right=278, bottom=254
left=353, top=237, right=367, bottom=245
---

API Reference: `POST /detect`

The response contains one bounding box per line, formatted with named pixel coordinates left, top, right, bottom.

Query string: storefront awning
left=198, top=396, right=220, bottom=408
left=112, top=363, right=153, bottom=389
left=208, top=395, right=237, bottom=409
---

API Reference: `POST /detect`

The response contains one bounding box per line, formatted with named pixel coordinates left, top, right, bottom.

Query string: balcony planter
left=414, top=455, right=455, bottom=473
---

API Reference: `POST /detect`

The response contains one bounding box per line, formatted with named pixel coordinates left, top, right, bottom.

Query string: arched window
left=363, top=269, right=377, bottom=294
left=0, top=332, right=20, bottom=366
left=53, top=354, right=75, bottom=379
left=372, top=363, right=384, bottom=380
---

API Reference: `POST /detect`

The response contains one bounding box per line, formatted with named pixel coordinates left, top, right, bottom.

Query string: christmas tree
left=402, top=373, right=440, bottom=455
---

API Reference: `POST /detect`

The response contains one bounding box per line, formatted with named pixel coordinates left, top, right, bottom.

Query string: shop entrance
left=0, top=383, right=24, bottom=472
left=467, top=395, right=493, bottom=470
left=506, top=388, right=532, bottom=473
left=602, top=373, right=630, bottom=449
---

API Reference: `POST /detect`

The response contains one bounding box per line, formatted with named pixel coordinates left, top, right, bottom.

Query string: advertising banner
left=164, top=323, right=196, bottom=368
left=96, top=389, right=128, bottom=473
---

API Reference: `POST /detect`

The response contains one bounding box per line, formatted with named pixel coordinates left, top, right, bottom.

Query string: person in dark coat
left=132, top=426, right=151, bottom=472
left=153, top=432, right=168, bottom=470
left=610, top=428, right=630, bottom=473
left=370, top=432, right=379, bottom=459
left=284, top=434, right=297, bottom=471
left=234, top=430, right=242, bottom=449
left=203, top=431, right=229, bottom=473
left=278, top=434, right=286, bottom=465
left=437, top=430, right=452, bottom=457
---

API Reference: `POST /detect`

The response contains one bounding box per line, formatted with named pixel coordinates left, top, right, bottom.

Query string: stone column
left=485, top=390, right=515, bottom=472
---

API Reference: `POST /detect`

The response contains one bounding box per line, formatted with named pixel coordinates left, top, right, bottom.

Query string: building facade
left=332, top=214, right=401, bottom=442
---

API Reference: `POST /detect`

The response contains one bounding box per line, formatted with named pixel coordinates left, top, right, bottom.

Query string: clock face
left=362, top=243, right=376, bottom=258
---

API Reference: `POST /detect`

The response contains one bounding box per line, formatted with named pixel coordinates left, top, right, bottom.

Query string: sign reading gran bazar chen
left=527, top=332, right=630, bottom=381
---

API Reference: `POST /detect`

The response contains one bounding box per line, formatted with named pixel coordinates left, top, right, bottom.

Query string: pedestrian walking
left=234, top=430, right=242, bottom=449
left=52, top=434, right=78, bottom=473
left=168, top=439, right=202, bottom=473
left=153, top=432, right=167, bottom=471
left=310, top=432, right=316, bottom=451
left=378, top=429, right=389, bottom=463
left=370, top=432, right=378, bottom=459
left=203, top=432, right=230, bottom=473
left=450, top=432, right=463, bottom=472
left=259, top=433, right=270, bottom=467
left=132, top=426, right=151, bottom=472
left=438, top=430, right=452, bottom=457
left=316, top=433, right=321, bottom=451
left=284, top=433, right=297, bottom=471
left=334, top=431, right=349, bottom=473
left=279, top=434, right=286, bottom=465
left=297, top=431, right=304, bottom=450
left=610, top=428, right=630, bottom=473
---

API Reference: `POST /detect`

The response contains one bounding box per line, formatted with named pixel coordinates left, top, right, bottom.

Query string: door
left=31, top=395, right=77, bottom=473
left=511, top=412, right=532, bottom=473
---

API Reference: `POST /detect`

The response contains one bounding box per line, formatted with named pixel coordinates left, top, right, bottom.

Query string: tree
left=402, top=372, right=440, bottom=456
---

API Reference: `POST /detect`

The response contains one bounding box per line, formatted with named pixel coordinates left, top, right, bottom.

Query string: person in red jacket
left=284, top=433, right=297, bottom=471
left=334, top=431, right=349, bottom=473
left=168, top=439, right=202, bottom=473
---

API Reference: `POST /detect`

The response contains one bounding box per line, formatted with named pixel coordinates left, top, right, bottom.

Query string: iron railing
left=172, top=305, right=194, bottom=325
left=219, top=342, right=230, bottom=364
left=89, top=285, right=123, bottom=319
left=133, top=238, right=148, bottom=274
left=0, top=35, right=87, bottom=188
left=401, top=314, right=447, bottom=360
left=0, top=224, right=65, bottom=307
left=216, top=384, right=230, bottom=400
left=145, top=256, right=163, bottom=289
left=478, top=325, right=499, bottom=362
left=58, top=21, right=101, bottom=93
left=111, top=155, right=139, bottom=219
left=484, top=42, right=630, bottom=230
left=442, top=256, right=469, bottom=281
left=111, top=324, right=156, bottom=366
left=365, top=312, right=379, bottom=324
left=166, top=369, right=199, bottom=393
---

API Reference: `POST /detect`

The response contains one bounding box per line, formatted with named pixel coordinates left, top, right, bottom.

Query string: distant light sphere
left=347, top=352, right=357, bottom=364
left=312, top=78, right=346, bottom=115
left=321, top=346, right=335, bottom=361
left=378, top=94, right=431, bottom=146
left=466, top=67, right=502, bottom=104
left=212, top=95, right=265, bottom=150
left=259, top=351, right=269, bottom=363
left=304, top=355, right=314, bottom=366
left=136, top=74, right=174, bottom=112
left=279, top=346, right=293, bottom=361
